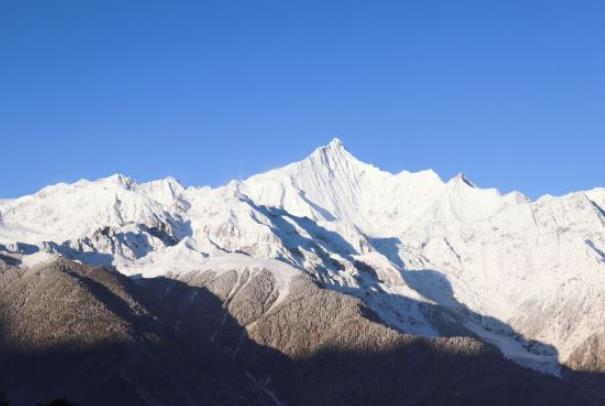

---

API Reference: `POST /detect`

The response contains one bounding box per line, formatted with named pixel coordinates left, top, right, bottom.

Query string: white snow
left=2, top=138, right=605, bottom=375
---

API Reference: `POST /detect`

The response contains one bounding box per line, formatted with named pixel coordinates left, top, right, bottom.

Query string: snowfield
left=2, top=138, right=605, bottom=376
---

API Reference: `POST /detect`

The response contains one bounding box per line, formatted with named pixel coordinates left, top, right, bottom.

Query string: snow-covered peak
left=137, top=176, right=185, bottom=206
left=0, top=173, right=178, bottom=245
left=308, top=136, right=347, bottom=155
left=449, top=172, right=476, bottom=188
left=2, top=138, right=605, bottom=377
left=297, top=137, right=370, bottom=176
left=328, top=136, right=344, bottom=148
left=237, top=139, right=385, bottom=226
left=97, top=174, right=136, bottom=190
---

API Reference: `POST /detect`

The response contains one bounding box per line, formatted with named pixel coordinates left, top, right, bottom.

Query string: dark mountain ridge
left=0, top=259, right=602, bottom=405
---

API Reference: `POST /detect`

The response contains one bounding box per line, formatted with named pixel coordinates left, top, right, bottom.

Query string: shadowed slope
left=0, top=259, right=603, bottom=405
left=0, top=259, right=273, bottom=406
left=138, top=265, right=604, bottom=406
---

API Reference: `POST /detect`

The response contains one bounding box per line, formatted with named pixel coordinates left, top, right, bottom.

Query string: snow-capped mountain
left=2, top=138, right=605, bottom=378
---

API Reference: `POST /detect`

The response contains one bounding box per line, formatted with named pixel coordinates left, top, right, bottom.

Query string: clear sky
left=1, top=1, right=604, bottom=199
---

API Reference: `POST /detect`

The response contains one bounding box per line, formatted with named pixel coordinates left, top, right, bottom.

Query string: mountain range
left=1, top=138, right=604, bottom=405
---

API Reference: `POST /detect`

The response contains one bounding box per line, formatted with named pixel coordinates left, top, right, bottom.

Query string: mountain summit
left=1, top=139, right=605, bottom=403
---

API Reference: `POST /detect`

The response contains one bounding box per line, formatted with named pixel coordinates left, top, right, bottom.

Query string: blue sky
left=1, top=1, right=604, bottom=199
